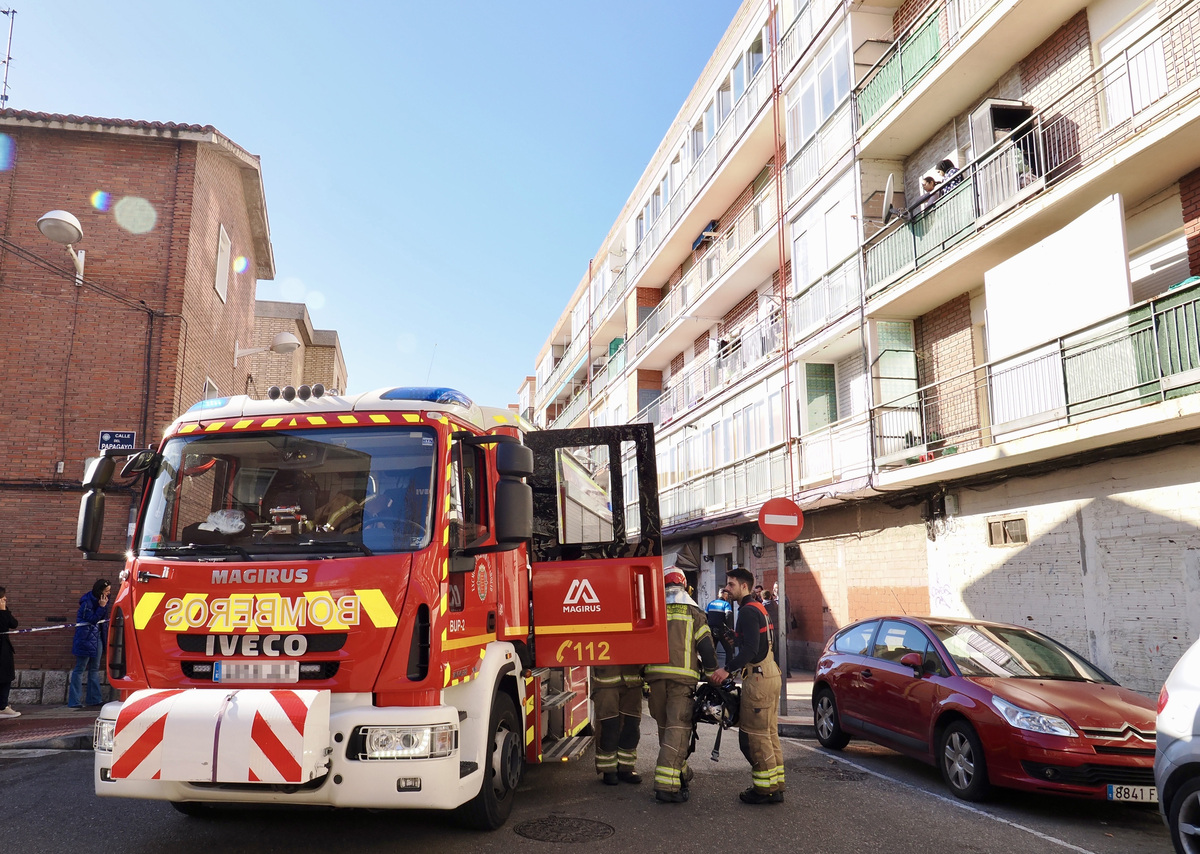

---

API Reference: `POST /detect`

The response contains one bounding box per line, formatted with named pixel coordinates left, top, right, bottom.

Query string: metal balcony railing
left=660, top=444, right=790, bottom=527
left=535, top=333, right=588, bottom=409
left=549, top=386, right=590, bottom=430
left=636, top=314, right=785, bottom=427
left=871, top=281, right=1200, bottom=467
left=791, top=252, right=860, bottom=344
left=786, top=102, right=853, bottom=206
left=619, top=48, right=775, bottom=291
left=629, top=181, right=779, bottom=362
left=779, top=0, right=843, bottom=76
left=855, top=0, right=997, bottom=131
left=863, top=0, right=1200, bottom=294
left=589, top=340, right=627, bottom=399
left=799, top=411, right=872, bottom=485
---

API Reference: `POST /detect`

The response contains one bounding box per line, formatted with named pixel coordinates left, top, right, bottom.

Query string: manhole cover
left=805, top=765, right=869, bottom=782
left=514, top=816, right=614, bottom=843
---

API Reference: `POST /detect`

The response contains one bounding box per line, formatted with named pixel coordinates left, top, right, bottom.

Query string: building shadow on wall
left=953, top=494, right=1200, bottom=696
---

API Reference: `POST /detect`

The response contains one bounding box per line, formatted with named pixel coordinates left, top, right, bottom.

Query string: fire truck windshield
left=136, top=427, right=437, bottom=558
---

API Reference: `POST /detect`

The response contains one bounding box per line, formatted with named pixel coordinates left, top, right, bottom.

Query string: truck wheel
left=459, top=691, right=523, bottom=831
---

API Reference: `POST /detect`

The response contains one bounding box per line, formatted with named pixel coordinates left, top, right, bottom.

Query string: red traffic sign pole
left=758, top=497, right=804, bottom=543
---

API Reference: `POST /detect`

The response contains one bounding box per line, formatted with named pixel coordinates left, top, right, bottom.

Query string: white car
left=1156, top=638, right=1200, bottom=853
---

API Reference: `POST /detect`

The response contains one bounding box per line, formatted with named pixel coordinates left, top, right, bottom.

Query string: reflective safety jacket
left=591, top=664, right=644, bottom=689
left=644, top=589, right=718, bottom=684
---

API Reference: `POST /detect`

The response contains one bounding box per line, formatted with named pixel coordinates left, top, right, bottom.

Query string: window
left=873, top=620, right=931, bottom=662
left=555, top=445, right=614, bottom=543
left=1098, top=4, right=1166, bottom=127
left=748, top=32, right=764, bottom=77
left=833, top=620, right=878, bottom=655
left=703, top=100, right=716, bottom=148
left=717, top=78, right=733, bottom=125
left=805, top=363, right=837, bottom=431
left=785, top=27, right=849, bottom=148
left=636, top=213, right=645, bottom=243
left=202, top=378, right=220, bottom=400
left=988, top=516, right=1028, bottom=546
left=214, top=225, right=231, bottom=303
left=732, top=56, right=746, bottom=101
left=691, top=120, right=705, bottom=162
left=450, top=442, right=488, bottom=550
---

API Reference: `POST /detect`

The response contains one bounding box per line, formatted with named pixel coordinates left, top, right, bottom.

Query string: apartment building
left=528, top=0, right=1200, bottom=692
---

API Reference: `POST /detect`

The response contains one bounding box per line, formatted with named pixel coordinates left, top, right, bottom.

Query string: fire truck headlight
left=362, top=724, right=456, bottom=760
left=94, top=719, right=116, bottom=753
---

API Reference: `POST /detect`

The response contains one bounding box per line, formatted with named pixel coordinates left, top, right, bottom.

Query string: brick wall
left=1183, top=167, right=1200, bottom=276
left=1020, top=11, right=1093, bottom=108
left=914, top=292, right=981, bottom=452
left=0, top=125, right=267, bottom=672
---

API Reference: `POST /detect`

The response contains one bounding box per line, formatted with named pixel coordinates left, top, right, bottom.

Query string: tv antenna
left=0, top=10, right=13, bottom=111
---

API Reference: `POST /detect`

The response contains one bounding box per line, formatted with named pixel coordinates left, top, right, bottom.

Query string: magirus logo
left=563, top=579, right=600, bottom=613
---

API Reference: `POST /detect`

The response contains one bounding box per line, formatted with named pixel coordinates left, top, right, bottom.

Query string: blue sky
left=16, top=1, right=741, bottom=406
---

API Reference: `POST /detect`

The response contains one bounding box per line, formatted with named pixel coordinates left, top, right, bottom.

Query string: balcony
left=786, top=102, right=853, bottom=207
left=534, top=332, right=588, bottom=410
left=799, top=411, right=872, bottom=486
left=863, top=1, right=1200, bottom=302
left=636, top=313, right=785, bottom=428
left=660, top=445, right=790, bottom=528
left=791, top=252, right=861, bottom=345
left=589, top=339, right=627, bottom=400
left=855, top=0, right=1093, bottom=160
left=549, top=386, right=590, bottom=430
left=872, top=281, right=1200, bottom=479
left=628, top=180, right=780, bottom=369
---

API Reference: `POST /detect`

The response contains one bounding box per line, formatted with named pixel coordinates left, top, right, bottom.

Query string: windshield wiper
left=149, top=543, right=253, bottom=561
left=287, top=539, right=374, bottom=556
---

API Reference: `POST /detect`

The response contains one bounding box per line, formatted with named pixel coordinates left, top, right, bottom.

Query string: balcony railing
left=535, top=333, right=588, bottom=409
left=591, top=268, right=627, bottom=336
left=629, top=181, right=779, bottom=362
left=779, top=0, right=842, bottom=77
left=590, top=340, right=627, bottom=399
left=637, top=314, right=785, bottom=427
left=621, top=49, right=775, bottom=289
left=791, top=252, right=860, bottom=344
left=855, top=0, right=997, bottom=131
left=863, top=0, right=1200, bottom=294
left=786, top=101, right=853, bottom=205
left=549, top=386, right=590, bottom=430
left=660, top=444, right=790, bottom=527
left=799, top=411, right=872, bottom=485
left=871, top=281, right=1200, bottom=467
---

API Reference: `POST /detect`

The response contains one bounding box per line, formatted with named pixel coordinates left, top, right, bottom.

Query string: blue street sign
left=98, top=431, right=137, bottom=452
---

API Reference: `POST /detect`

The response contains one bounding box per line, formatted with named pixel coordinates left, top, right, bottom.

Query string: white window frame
left=214, top=225, right=232, bottom=303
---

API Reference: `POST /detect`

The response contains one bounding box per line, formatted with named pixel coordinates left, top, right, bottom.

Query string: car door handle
left=861, top=668, right=873, bottom=679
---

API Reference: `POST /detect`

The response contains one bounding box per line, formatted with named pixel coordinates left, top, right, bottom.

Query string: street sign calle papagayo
left=98, top=431, right=136, bottom=452
left=758, top=496, right=804, bottom=543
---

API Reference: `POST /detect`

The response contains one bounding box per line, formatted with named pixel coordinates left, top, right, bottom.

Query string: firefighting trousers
left=738, top=657, right=785, bottom=794
left=648, top=680, right=693, bottom=793
left=593, top=684, right=642, bottom=774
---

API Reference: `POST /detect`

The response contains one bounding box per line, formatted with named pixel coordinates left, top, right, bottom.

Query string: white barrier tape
left=5, top=619, right=109, bottom=635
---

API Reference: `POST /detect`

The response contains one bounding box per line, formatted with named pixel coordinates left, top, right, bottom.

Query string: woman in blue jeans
left=68, top=579, right=111, bottom=708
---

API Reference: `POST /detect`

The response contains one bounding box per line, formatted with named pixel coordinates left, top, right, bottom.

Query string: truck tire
left=459, top=691, right=523, bottom=830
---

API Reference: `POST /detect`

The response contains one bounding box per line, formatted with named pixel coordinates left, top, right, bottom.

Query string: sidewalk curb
left=779, top=721, right=816, bottom=739
left=0, top=731, right=93, bottom=751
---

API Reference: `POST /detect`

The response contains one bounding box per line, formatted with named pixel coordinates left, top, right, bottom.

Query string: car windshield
left=927, top=622, right=1109, bottom=682
left=136, top=427, right=437, bottom=557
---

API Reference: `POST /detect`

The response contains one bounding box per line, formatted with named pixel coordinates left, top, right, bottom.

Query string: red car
left=813, top=616, right=1157, bottom=802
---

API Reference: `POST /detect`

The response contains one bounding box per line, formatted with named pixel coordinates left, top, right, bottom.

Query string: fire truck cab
left=77, top=385, right=667, bottom=829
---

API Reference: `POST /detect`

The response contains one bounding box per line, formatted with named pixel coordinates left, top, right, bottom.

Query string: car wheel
left=1169, top=777, right=1200, bottom=854
left=813, top=688, right=850, bottom=750
left=939, top=720, right=991, bottom=801
left=458, top=691, right=523, bottom=830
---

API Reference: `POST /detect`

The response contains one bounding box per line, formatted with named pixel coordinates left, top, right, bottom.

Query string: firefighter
left=711, top=566, right=784, bottom=805
left=591, top=664, right=644, bottom=785
left=645, top=568, right=718, bottom=803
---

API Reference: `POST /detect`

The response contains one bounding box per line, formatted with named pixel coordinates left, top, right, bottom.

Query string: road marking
left=793, top=742, right=1101, bottom=854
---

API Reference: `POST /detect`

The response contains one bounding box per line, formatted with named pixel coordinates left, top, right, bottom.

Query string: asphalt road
left=0, top=716, right=1170, bottom=854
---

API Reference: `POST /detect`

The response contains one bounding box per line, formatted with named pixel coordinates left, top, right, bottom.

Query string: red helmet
left=664, top=568, right=687, bottom=587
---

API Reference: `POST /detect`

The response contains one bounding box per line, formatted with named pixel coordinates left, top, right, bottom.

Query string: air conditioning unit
left=607, top=250, right=625, bottom=273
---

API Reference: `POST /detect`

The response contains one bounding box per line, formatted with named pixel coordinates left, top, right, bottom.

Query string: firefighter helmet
left=664, top=568, right=687, bottom=587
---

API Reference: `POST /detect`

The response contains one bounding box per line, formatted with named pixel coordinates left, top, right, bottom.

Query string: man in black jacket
left=0, top=585, right=19, bottom=718
left=711, top=567, right=784, bottom=804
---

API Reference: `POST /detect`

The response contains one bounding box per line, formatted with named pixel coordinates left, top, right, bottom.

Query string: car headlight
left=991, top=695, right=1077, bottom=737
left=361, top=724, right=456, bottom=760
left=94, top=718, right=116, bottom=752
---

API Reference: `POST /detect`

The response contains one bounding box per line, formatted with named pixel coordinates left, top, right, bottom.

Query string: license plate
left=213, top=661, right=299, bottom=684
left=1107, top=784, right=1157, bottom=803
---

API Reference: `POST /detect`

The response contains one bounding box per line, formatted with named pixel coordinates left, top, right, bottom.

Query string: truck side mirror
left=83, top=455, right=116, bottom=489
left=496, top=442, right=533, bottom=478
left=120, top=449, right=159, bottom=478
left=77, top=489, right=106, bottom=554
left=494, top=479, right=532, bottom=546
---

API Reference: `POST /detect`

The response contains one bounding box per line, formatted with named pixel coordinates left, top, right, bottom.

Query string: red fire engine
left=77, top=385, right=668, bottom=829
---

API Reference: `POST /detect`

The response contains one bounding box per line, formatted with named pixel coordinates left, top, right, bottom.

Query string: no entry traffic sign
left=758, top=497, right=804, bottom=543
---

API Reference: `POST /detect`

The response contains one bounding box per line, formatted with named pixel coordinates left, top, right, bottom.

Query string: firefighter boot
left=656, top=790, right=687, bottom=803
left=602, top=773, right=619, bottom=786
left=618, top=769, right=642, bottom=784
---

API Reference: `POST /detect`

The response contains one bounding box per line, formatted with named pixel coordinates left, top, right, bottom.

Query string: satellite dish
left=882, top=173, right=896, bottom=226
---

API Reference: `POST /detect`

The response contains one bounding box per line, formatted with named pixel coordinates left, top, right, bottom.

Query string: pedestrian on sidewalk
left=0, top=585, right=19, bottom=719
left=68, top=579, right=111, bottom=709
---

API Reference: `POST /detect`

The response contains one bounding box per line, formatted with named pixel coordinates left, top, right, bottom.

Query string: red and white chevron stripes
left=111, top=688, right=329, bottom=784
